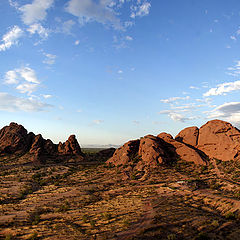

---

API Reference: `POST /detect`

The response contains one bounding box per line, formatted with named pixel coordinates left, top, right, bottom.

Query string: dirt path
left=116, top=198, right=156, bottom=240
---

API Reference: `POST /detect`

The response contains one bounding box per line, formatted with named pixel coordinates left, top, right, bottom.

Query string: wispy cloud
left=207, top=102, right=240, bottom=124
left=93, top=119, right=104, bottom=124
left=203, top=80, right=240, bottom=96
left=4, top=66, right=41, bottom=95
left=130, top=1, right=151, bottom=18
left=43, top=53, right=57, bottom=65
left=0, top=92, right=52, bottom=112
left=160, top=96, right=190, bottom=104
left=159, top=110, right=196, bottom=122
left=65, top=0, right=123, bottom=30
left=27, top=23, right=49, bottom=39
left=19, top=0, right=54, bottom=25
left=0, top=26, right=23, bottom=52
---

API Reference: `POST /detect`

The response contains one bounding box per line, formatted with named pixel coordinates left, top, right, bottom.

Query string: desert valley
left=0, top=119, right=240, bottom=239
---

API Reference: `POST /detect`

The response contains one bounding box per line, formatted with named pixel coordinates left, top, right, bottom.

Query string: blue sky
left=1, top=0, right=240, bottom=146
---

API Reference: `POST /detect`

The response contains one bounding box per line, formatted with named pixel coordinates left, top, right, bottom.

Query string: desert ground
left=0, top=149, right=240, bottom=240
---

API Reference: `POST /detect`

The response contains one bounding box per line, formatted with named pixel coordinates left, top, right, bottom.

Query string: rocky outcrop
left=0, top=122, right=84, bottom=163
left=0, top=122, right=30, bottom=154
left=108, top=132, right=206, bottom=170
left=158, top=133, right=206, bottom=165
left=138, top=135, right=175, bottom=168
left=175, top=126, right=199, bottom=147
left=197, top=120, right=240, bottom=161
left=107, top=140, right=140, bottom=166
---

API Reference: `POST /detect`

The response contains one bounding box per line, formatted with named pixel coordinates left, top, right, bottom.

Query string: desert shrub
left=4, top=234, right=13, bottom=240
left=101, top=212, right=112, bottom=220
left=225, top=211, right=237, bottom=220
left=26, top=231, right=38, bottom=240
left=56, top=201, right=70, bottom=212
left=194, top=232, right=210, bottom=240
left=167, top=234, right=176, bottom=240
left=90, top=219, right=96, bottom=228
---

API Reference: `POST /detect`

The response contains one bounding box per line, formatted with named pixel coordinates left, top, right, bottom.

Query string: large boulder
left=197, top=120, right=240, bottom=161
left=158, top=133, right=206, bottom=165
left=107, top=140, right=140, bottom=166
left=138, top=135, right=175, bottom=167
left=175, top=126, right=199, bottom=147
left=0, top=122, right=31, bottom=154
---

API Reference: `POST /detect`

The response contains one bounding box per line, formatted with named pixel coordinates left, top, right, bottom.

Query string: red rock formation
left=197, top=120, right=240, bottom=161
left=158, top=133, right=206, bottom=165
left=138, top=135, right=174, bottom=167
left=57, top=135, right=83, bottom=156
left=0, top=122, right=84, bottom=163
left=107, top=140, right=140, bottom=166
left=175, top=126, right=199, bottom=147
left=0, top=122, right=30, bottom=154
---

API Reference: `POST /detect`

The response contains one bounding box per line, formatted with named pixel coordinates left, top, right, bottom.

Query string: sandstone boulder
left=107, top=140, right=140, bottom=166
left=158, top=132, right=206, bottom=165
left=0, top=122, right=30, bottom=154
left=197, top=120, right=240, bottom=161
left=138, top=135, right=174, bottom=167
left=175, top=126, right=199, bottom=147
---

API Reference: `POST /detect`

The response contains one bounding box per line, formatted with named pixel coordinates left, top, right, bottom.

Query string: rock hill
left=0, top=122, right=84, bottom=163
left=107, top=119, right=240, bottom=168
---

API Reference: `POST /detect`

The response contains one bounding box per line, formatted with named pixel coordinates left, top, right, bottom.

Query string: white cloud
left=133, top=120, right=140, bottom=125
left=159, top=109, right=195, bottom=122
left=27, top=23, right=49, bottom=39
left=160, top=96, right=190, bottom=104
left=230, top=35, right=237, bottom=41
left=226, top=60, right=240, bottom=77
left=65, top=0, right=123, bottom=30
left=93, top=119, right=104, bottom=124
left=42, top=94, right=52, bottom=99
left=0, top=92, right=52, bottom=112
left=207, top=102, right=240, bottom=124
left=62, top=20, right=75, bottom=34
left=4, top=66, right=41, bottom=95
left=43, top=53, right=57, bottom=65
left=4, top=70, right=19, bottom=84
left=203, top=80, right=240, bottom=96
left=19, top=0, right=54, bottom=25
left=130, top=1, right=151, bottom=18
left=0, top=26, right=23, bottom=52
left=118, top=70, right=123, bottom=74
left=189, top=86, right=199, bottom=90
left=75, top=40, right=80, bottom=45
left=125, top=35, right=133, bottom=41
left=16, top=83, right=38, bottom=94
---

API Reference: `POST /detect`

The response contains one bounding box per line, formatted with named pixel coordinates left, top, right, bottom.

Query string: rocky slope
left=108, top=119, right=240, bottom=169
left=0, top=122, right=84, bottom=163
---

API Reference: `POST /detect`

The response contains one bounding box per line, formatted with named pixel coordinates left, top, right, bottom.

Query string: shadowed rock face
left=0, top=123, right=84, bottom=163
left=175, top=126, right=199, bottom=147
left=107, top=140, right=140, bottom=166
left=0, top=122, right=30, bottom=154
left=158, top=133, right=206, bottom=165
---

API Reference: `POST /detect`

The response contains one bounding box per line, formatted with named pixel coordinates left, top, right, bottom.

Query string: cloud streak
left=0, top=26, right=23, bottom=52
left=203, top=80, right=240, bottom=96
left=0, top=92, right=52, bottom=112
